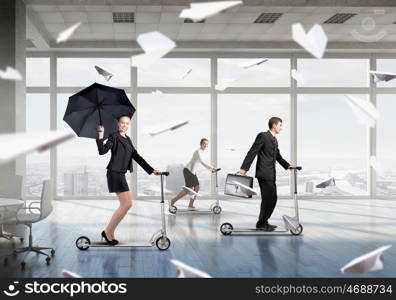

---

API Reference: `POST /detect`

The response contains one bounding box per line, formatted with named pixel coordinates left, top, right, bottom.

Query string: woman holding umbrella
left=96, top=115, right=160, bottom=245
left=64, top=83, right=160, bottom=245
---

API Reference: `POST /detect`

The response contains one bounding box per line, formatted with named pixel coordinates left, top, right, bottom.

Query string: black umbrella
left=63, top=83, right=135, bottom=139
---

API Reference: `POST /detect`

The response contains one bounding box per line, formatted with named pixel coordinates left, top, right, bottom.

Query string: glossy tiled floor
left=1, top=198, right=395, bottom=278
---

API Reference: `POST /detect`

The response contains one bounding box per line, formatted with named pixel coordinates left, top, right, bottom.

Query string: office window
left=376, top=59, right=396, bottom=87
left=137, top=94, right=210, bottom=196
left=26, top=57, right=50, bottom=87
left=218, top=94, right=291, bottom=196
left=376, top=94, right=396, bottom=195
left=26, top=94, right=50, bottom=196
left=297, top=59, right=369, bottom=87
left=297, top=94, right=368, bottom=196
left=57, top=94, right=114, bottom=197
left=57, top=58, right=130, bottom=87
left=218, top=58, right=290, bottom=87
left=138, top=58, right=210, bottom=87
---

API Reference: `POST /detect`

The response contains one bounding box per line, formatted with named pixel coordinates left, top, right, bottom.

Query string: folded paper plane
left=56, top=23, right=81, bottom=43
left=179, top=1, right=242, bottom=22
left=170, top=259, right=212, bottom=278
left=292, top=23, right=328, bottom=59
left=341, top=245, right=392, bottom=274
left=131, top=31, right=176, bottom=69
left=0, top=131, right=74, bottom=165
left=94, top=65, right=113, bottom=81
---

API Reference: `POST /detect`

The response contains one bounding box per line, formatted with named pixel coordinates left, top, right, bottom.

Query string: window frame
left=25, top=51, right=394, bottom=200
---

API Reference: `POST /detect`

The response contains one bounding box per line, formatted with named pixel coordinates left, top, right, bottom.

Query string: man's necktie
left=272, top=136, right=278, bottom=147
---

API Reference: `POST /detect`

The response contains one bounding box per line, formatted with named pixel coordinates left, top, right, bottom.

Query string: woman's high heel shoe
left=101, top=231, right=119, bottom=245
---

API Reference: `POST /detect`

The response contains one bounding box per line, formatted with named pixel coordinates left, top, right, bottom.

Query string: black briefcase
left=224, top=173, right=254, bottom=198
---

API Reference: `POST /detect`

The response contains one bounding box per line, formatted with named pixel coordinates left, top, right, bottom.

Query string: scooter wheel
left=169, top=205, right=177, bottom=214
left=220, top=223, right=233, bottom=235
left=290, top=224, right=303, bottom=236
left=75, top=236, right=91, bottom=250
left=212, top=205, right=222, bottom=214
left=156, top=236, right=171, bottom=251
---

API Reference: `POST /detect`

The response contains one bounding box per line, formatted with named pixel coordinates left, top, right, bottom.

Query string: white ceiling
left=26, top=4, right=396, bottom=46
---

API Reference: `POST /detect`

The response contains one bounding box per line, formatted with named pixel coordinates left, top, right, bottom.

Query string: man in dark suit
left=239, top=117, right=291, bottom=232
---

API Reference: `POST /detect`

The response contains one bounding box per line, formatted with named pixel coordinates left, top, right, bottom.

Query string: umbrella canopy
left=63, top=83, right=135, bottom=139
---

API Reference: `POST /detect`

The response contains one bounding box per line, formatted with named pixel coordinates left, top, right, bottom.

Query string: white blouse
left=185, top=149, right=213, bottom=174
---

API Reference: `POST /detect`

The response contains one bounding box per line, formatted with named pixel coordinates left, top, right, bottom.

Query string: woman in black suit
left=96, top=115, right=160, bottom=245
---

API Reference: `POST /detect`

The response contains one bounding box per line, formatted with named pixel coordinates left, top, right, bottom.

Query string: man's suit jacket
left=241, top=131, right=290, bottom=181
left=96, top=131, right=154, bottom=174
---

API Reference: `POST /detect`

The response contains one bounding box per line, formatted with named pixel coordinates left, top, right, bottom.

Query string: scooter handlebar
left=159, top=171, right=170, bottom=176
left=290, top=166, right=302, bottom=171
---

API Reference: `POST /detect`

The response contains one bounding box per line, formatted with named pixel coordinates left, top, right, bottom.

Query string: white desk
left=0, top=199, right=24, bottom=207
left=0, top=199, right=24, bottom=222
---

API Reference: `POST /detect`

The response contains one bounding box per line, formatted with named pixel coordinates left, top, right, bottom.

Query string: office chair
left=0, top=175, right=25, bottom=242
left=4, top=180, right=55, bottom=269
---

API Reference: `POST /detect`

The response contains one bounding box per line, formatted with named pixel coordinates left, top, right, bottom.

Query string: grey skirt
left=183, top=168, right=199, bottom=187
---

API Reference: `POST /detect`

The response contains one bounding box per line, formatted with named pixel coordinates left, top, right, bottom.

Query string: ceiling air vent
left=324, top=13, right=356, bottom=24
left=112, top=12, right=135, bottom=23
left=184, top=18, right=205, bottom=23
left=254, top=13, right=283, bottom=24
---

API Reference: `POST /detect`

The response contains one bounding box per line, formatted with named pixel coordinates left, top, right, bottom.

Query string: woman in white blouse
left=169, top=138, right=217, bottom=210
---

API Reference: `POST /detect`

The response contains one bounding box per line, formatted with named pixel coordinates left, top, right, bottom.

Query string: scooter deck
left=170, top=209, right=216, bottom=214
left=89, top=242, right=154, bottom=247
left=231, top=228, right=290, bottom=234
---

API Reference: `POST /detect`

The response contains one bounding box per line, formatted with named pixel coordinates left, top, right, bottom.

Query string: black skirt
left=106, top=169, right=129, bottom=193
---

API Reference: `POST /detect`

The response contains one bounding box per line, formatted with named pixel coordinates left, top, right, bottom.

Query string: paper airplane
left=215, top=78, right=238, bottom=91
left=149, top=121, right=189, bottom=136
left=215, top=59, right=267, bottom=90
left=62, top=269, right=81, bottom=278
left=341, top=245, right=392, bottom=274
left=241, top=59, right=268, bottom=69
left=291, top=69, right=304, bottom=85
left=179, top=1, right=243, bottom=22
left=0, top=131, right=74, bottom=165
left=151, top=89, right=164, bottom=96
left=181, top=68, right=192, bottom=79
left=131, top=31, right=176, bottom=69
left=369, top=70, right=396, bottom=83
left=230, top=181, right=257, bottom=195
left=170, top=259, right=211, bottom=278
left=282, top=215, right=300, bottom=231
left=0, top=66, right=23, bottom=81
left=56, top=22, right=81, bottom=44
left=315, top=177, right=336, bottom=188
left=183, top=186, right=201, bottom=197
left=370, top=156, right=384, bottom=177
left=94, top=65, right=113, bottom=81
left=292, top=23, right=328, bottom=59
left=345, top=95, right=380, bottom=128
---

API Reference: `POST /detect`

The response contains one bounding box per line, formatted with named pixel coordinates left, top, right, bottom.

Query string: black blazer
left=241, top=131, right=290, bottom=181
left=96, top=132, right=154, bottom=174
